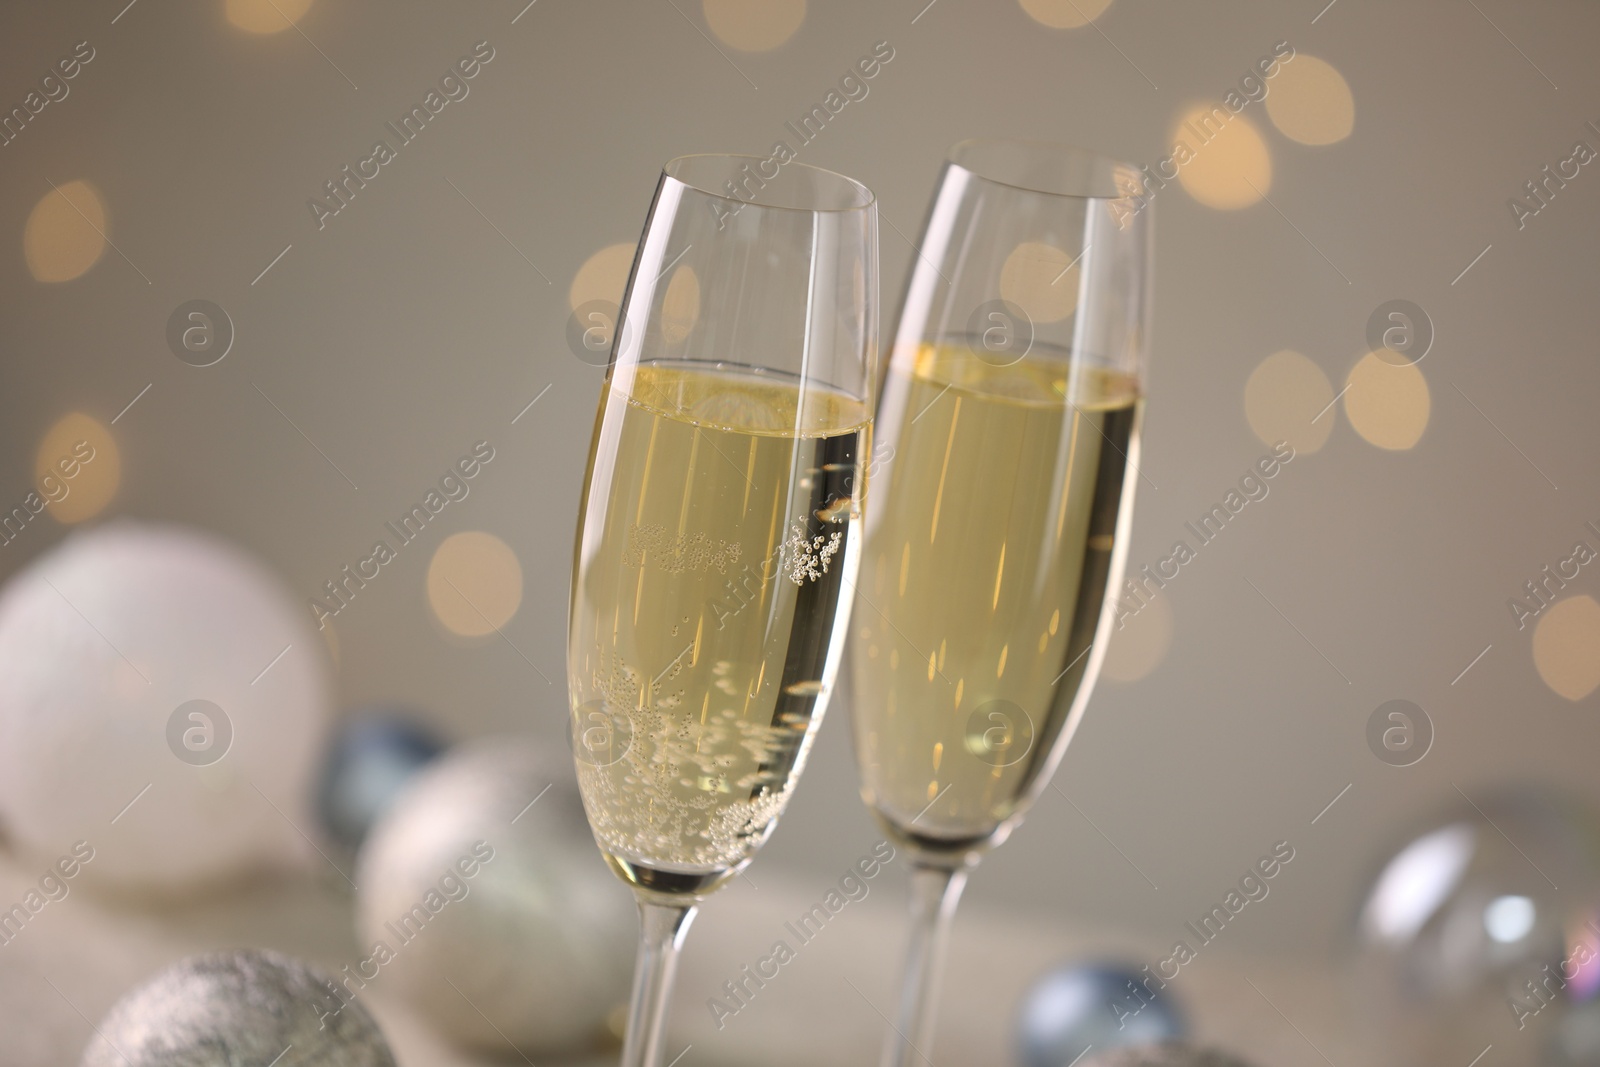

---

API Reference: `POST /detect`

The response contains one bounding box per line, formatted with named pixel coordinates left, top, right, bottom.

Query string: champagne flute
left=847, top=139, right=1151, bottom=1066
left=568, top=154, right=878, bottom=1067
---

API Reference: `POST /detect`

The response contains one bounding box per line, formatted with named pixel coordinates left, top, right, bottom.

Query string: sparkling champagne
left=850, top=343, right=1140, bottom=854
left=570, top=361, right=870, bottom=895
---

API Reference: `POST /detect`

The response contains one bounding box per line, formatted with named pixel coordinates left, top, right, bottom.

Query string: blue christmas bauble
left=1017, top=962, right=1185, bottom=1067
left=316, top=710, right=444, bottom=848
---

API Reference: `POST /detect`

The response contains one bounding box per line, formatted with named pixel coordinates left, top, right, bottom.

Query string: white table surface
left=0, top=848, right=1364, bottom=1067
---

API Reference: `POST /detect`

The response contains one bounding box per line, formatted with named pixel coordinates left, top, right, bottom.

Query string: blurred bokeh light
left=33, top=412, right=120, bottom=524
left=426, top=531, right=524, bottom=638
left=1534, top=595, right=1600, bottom=701
left=1343, top=351, right=1430, bottom=451
left=24, top=181, right=107, bottom=284
left=1017, top=0, right=1115, bottom=30
left=1243, top=349, right=1334, bottom=454
left=569, top=242, right=635, bottom=313
left=1172, top=104, right=1271, bottom=210
left=661, top=264, right=703, bottom=344
left=1000, top=240, right=1081, bottom=324
left=225, top=0, right=314, bottom=35
left=1101, top=591, right=1172, bottom=684
left=1265, top=54, right=1355, bottom=146
left=702, top=0, right=806, bottom=52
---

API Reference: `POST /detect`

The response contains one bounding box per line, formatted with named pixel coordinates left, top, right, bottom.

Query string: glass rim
left=662, top=153, right=877, bottom=214
left=946, top=138, right=1140, bottom=201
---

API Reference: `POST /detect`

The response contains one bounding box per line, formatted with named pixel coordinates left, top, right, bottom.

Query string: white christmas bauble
left=356, top=736, right=633, bottom=1055
left=0, top=521, right=331, bottom=892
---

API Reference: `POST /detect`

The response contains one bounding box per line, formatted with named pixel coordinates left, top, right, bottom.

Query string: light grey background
left=2, top=0, right=1598, bottom=968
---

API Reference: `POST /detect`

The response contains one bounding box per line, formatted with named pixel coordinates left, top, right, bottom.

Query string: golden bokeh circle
left=1244, top=350, right=1334, bottom=455
left=1018, top=0, right=1114, bottom=29
left=702, top=0, right=805, bottom=52
left=24, top=181, right=107, bottom=283
left=1533, top=595, right=1600, bottom=702
left=427, top=531, right=524, bottom=637
left=1172, top=104, right=1272, bottom=210
left=1344, top=351, right=1430, bottom=451
left=35, top=412, right=121, bottom=524
left=1265, top=54, right=1355, bottom=146
left=661, top=264, right=702, bottom=344
left=999, top=241, right=1080, bottom=325
left=1102, top=592, right=1172, bottom=683
left=569, top=243, right=635, bottom=315
left=226, top=0, right=315, bottom=34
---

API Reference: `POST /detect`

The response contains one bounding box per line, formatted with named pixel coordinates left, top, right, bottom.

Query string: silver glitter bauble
left=79, top=948, right=395, bottom=1067
left=1080, top=1043, right=1258, bottom=1067
left=355, top=735, right=633, bottom=1055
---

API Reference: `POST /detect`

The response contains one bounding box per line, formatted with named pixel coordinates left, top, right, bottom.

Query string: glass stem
left=881, top=861, right=970, bottom=1067
left=620, top=895, right=698, bottom=1067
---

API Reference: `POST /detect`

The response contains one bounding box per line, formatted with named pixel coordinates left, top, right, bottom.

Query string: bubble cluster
left=576, top=678, right=808, bottom=869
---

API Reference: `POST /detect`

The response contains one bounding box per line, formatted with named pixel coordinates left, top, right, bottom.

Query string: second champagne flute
left=848, top=139, right=1152, bottom=1066
left=568, top=155, right=878, bottom=1067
